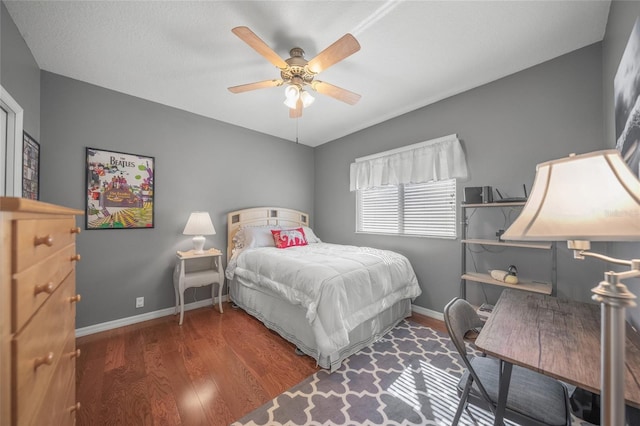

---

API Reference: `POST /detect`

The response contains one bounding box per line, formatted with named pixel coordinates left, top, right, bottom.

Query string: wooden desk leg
left=494, top=360, right=512, bottom=426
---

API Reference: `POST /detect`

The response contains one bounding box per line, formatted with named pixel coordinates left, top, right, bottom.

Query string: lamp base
left=592, top=275, right=637, bottom=426
left=192, top=235, right=205, bottom=254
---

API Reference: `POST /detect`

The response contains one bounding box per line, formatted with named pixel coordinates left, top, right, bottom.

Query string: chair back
left=444, top=297, right=496, bottom=409
left=444, top=297, right=484, bottom=358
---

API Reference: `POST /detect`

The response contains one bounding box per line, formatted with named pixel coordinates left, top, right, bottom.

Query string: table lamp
left=502, top=149, right=640, bottom=426
left=183, top=211, right=216, bottom=254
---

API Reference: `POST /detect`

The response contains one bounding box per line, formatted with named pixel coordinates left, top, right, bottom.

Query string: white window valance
left=349, top=134, right=469, bottom=191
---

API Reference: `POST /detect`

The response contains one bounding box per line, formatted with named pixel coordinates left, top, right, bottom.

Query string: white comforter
left=226, top=243, right=421, bottom=357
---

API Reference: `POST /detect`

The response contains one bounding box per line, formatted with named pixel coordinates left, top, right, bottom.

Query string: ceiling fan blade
left=228, top=79, right=283, bottom=94
left=289, top=98, right=303, bottom=119
left=311, top=81, right=361, bottom=105
left=307, top=34, right=360, bottom=74
left=232, top=26, right=288, bottom=69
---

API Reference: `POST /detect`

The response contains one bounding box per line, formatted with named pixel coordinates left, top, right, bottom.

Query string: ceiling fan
left=228, top=26, right=361, bottom=118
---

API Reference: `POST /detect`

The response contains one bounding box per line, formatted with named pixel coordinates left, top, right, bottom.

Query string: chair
left=444, top=297, right=572, bottom=426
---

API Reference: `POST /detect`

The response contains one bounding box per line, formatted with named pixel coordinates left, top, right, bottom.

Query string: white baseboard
left=75, top=297, right=226, bottom=337
left=411, top=304, right=444, bottom=321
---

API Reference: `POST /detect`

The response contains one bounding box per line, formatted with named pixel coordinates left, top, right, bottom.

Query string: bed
left=225, top=207, right=422, bottom=371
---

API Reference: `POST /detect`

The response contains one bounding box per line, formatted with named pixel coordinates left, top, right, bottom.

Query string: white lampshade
left=183, top=212, right=216, bottom=253
left=300, top=90, right=315, bottom=108
left=502, top=150, right=640, bottom=242
left=284, top=85, right=300, bottom=109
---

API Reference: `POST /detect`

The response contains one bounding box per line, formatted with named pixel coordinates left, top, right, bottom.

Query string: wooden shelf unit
left=460, top=201, right=556, bottom=300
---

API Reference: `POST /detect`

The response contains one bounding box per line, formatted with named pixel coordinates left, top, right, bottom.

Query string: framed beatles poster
left=22, top=132, right=40, bottom=200
left=85, top=147, right=154, bottom=229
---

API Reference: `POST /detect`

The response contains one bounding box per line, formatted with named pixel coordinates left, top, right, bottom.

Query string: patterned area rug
left=233, top=320, right=513, bottom=425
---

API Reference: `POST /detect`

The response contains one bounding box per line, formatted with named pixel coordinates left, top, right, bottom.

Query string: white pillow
left=302, top=226, right=322, bottom=243
left=240, top=225, right=280, bottom=249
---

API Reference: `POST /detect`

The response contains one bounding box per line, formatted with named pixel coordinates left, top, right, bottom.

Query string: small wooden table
left=174, top=248, right=224, bottom=325
left=475, top=289, right=640, bottom=425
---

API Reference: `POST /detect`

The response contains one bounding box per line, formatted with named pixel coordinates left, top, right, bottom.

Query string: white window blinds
left=403, top=179, right=457, bottom=237
left=357, top=185, right=400, bottom=234
left=356, top=179, right=457, bottom=238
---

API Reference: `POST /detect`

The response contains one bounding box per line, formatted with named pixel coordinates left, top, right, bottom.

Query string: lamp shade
left=502, top=150, right=640, bottom=242
left=300, top=90, right=315, bottom=108
left=284, top=85, right=300, bottom=109
left=182, top=212, right=216, bottom=236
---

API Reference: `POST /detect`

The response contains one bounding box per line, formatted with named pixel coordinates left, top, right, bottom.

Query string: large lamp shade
left=502, top=150, right=640, bottom=242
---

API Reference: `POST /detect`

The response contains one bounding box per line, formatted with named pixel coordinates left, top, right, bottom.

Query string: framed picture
left=85, top=147, right=154, bottom=229
left=22, top=132, right=40, bottom=200
left=614, top=16, right=640, bottom=177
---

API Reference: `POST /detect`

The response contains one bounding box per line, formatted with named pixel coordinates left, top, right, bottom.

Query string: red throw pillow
left=271, top=227, right=308, bottom=249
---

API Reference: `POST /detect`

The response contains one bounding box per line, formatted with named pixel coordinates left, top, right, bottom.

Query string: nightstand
left=173, top=248, right=224, bottom=325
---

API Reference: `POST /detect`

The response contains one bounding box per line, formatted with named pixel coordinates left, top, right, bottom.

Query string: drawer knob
left=67, top=349, right=81, bottom=359
left=69, top=294, right=82, bottom=304
left=69, top=402, right=81, bottom=412
left=34, top=235, right=54, bottom=247
left=70, top=254, right=81, bottom=262
left=34, top=282, right=55, bottom=296
left=34, top=352, right=54, bottom=370
left=70, top=227, right=81, bottom=234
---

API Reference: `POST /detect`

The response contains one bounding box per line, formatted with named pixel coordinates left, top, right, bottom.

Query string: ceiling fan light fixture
left=300, top=90, right=315, bottom=108
left=284, top=84, right=299, bottom=99
left=284, top=85, right=300, bottom=108
left=283, top=97, right=298, bottom=109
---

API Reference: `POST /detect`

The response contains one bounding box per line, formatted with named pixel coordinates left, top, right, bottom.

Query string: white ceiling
left=4, top=1, right=611, bottom=147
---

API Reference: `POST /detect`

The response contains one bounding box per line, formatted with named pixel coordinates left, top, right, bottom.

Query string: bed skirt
left=230, top=275, right=412, bottom=372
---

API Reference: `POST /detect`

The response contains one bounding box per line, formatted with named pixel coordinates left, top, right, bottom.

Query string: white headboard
left=226, top=207, right=310, bottom=260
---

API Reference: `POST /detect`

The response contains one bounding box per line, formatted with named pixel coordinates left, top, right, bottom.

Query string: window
left=356, top=178, right=457, bottom=238
left=350, top=134, right=467, bottom=238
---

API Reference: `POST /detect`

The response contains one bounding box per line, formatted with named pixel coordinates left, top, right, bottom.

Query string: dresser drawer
left=13, top=271, right=78, bottom=425
left=30, top=332, right=78, bottom=426
left=12, top=244, right=78, bottom=333
left=12, top=218, right=80, bottom=273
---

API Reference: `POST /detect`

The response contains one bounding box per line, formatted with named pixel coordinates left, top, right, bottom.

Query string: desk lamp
left=183, top=211, right=216, bottom=254
left=502, top=149, right=640, bottom=426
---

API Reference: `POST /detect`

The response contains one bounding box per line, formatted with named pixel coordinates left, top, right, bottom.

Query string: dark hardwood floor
left=75, top=302, right=447, bottom=425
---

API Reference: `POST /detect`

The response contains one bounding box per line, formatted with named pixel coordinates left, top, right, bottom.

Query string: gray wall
left=314, top=43, right=606, bottom=314
left=602, top=0, right=640, bottom=328
left=0, top=1, right=40, bottom=139
left=40, top=72, right=314, bottom=328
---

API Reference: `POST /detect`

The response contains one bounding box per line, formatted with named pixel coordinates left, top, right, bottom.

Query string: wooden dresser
left=1, top=197, right=83, bottom=426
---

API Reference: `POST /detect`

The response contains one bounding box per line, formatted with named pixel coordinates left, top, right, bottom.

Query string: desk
left=475, top=289, right=640, bottom=424
left=174, top=249, right=224, bottom=325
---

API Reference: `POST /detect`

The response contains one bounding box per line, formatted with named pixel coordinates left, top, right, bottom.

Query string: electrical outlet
left=136, top=297, right=144, bottom=308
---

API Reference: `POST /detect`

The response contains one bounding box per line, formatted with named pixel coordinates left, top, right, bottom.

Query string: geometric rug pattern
left=232, top=320, right=514, bottom=425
